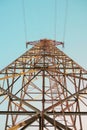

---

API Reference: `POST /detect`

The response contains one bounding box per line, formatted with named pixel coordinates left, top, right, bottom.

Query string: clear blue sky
left=0, top=0, right=87, bottom=70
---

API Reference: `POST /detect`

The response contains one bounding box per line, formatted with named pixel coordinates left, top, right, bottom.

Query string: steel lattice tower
left=0, top=39, right=87, bottom=130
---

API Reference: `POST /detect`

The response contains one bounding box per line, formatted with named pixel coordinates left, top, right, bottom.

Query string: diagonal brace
left=8, top=114, right=40, bottom=130
left=44, top=114, right=72, bottom=130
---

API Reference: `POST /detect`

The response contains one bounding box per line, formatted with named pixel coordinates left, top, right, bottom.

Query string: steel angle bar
left=47, top=111, right=87, bottom=115
left=14, top=70, right=42, bottom=95
left=44, top=114, right=72, bottom=130
left=8, top=114, right=40, bottom=130
left=0, top=87, right=40, bottom=113
left=45, top=85, right=87, bottom=112
left=0, top=111, right=36, bottom=115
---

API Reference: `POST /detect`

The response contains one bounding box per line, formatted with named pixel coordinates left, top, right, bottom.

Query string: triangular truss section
left=0, top=39, right=87, bottom=130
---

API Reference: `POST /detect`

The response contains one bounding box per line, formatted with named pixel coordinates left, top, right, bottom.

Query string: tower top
left=26, top=39, right=64, bottom=48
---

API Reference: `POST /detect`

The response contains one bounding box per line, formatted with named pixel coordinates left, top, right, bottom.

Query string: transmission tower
left=0, top=39, right=87, bottom=130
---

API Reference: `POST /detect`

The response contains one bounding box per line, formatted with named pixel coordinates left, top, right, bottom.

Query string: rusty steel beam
left=47, top=111, right=87, bottom=115
left=45, top=85, right=87, bottom=112
left=44, top=114, right=72, bottom=130
left=0, top=111, right=37, bottom=115
left=0, top=87, right=40, bottom=113
left=8, top=114, right=40, bottom=130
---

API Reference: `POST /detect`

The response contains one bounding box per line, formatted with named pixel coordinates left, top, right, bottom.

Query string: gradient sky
left=0, top=1, right=87, bottom=129
left=0, top=0, right=87, bottom=70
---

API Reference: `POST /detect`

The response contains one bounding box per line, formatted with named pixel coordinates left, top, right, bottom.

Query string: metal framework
left=0, top=39, right=87, bottom=130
